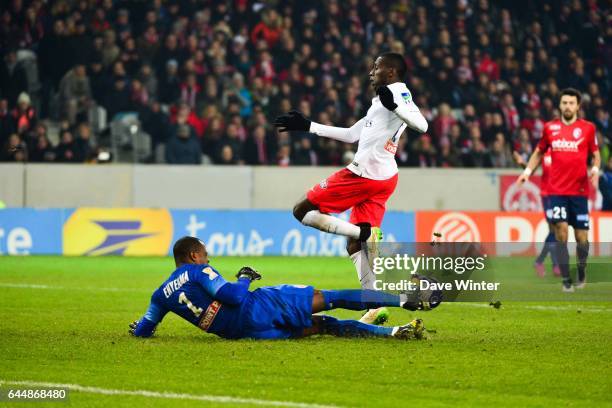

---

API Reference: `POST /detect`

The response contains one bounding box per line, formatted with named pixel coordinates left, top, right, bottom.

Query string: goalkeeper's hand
left=129, top=320, right=138, bottom=336
left=236, top=266, right=262, bottom=282
left=273, top=110, right=311, bottom=132
left=376, top=86, right=398, bottom=111
left=129, top=319, right=157, bottom=337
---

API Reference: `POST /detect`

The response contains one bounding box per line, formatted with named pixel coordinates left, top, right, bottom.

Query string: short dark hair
left=380, top=52, right=407, bottom=79
left=173, top=236, right=203, bottom=263
left=560, top=88, right=581, bottom=104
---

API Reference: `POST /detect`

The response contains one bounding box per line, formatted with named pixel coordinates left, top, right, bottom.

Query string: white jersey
left=310, top=82, right=427, bottom=181
left=349, top=82, right=423, bottom=180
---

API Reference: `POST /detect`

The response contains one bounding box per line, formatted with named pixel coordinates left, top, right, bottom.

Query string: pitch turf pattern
left=0, top=256, right=611, bottom=408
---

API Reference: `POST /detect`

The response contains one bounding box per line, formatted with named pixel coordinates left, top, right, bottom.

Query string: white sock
left=350, top=250, right=377, bottom=290
left=301, top=210, right=361, bottom=239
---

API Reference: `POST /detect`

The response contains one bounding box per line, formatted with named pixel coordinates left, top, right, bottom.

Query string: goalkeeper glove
left=236, top=266, right=262, bottom=281
left=376, top=86, right=398, bottom=111
left=273, top=110, right=311, bottom=132
left=129, top=320, right=157, bottom=337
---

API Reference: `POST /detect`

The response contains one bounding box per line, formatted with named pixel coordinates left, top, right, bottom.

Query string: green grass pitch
left=0, top=255, right=611, bottom=407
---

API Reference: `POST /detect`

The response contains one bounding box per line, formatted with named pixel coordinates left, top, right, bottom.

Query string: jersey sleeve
left=392, top=87, right=419, bottom=112
left=537, top=125, right=550, bottom=151
left=133, top=296, right=169, bottom=337
left=190, top=265, right=229, bottom=297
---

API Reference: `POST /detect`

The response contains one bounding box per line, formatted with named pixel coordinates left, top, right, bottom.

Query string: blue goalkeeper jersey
left=136, top=263, right=250, bottom=338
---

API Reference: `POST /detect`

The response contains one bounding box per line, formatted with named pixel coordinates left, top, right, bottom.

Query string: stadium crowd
left=0, top=0, right=610, bottom=169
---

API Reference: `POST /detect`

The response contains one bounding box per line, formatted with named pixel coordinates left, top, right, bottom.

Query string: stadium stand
left=0, top=0, right=609, bottom=167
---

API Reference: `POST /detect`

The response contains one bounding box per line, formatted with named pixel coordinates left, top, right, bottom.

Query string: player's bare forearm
left=517, top=148, right=543, bottom=184
left=591, top=150, right=601, bottom=169
left=526, top=148, right=543, bottom=170
left=590, top=150, right=601, bottom=187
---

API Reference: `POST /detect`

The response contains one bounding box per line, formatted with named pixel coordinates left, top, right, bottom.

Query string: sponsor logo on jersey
left=202, top=266, right=218, bottom=280
left=551, top=138, right=583, bottom=152
left=401, top=91, right=412, bottom=103
left=198, top=301, right=221, bottom=331
left=365, top=120, right=373, bottom=127
left=573, top=128, right=582, bottom=139
left=549, top=124, right=561, bottom=131
left=431, top=212, right=481, bottom=242
left=384, top=140, right=398, bottom=154
left=319, top=179, right=328, bottom=189
left=63, top=208, right=173, bottom=256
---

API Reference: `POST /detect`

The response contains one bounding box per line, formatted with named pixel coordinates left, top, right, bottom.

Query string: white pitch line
left=0, top=380, right=341, bottom=408
left=0, top=283, right=147, bottom=293
left=0, top=283, right=52, bottom=289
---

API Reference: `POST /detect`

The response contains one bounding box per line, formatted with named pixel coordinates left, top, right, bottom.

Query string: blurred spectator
left=30, top=133, right=55, bottom=162
left=12, top=93, right=36, bottom=135
left=410, top=134, right=437, bottom=167
left=489, top=133, right=513, bottom=168
left=293, top=137, right=318, bottom=165
left=0, top=50, right=27, bottom=106
left=55, top=130, right=78, bottom=163
left=0, top=98, right=15, bottom=147
left=250, top=9, right=283, bottom=49
left=140, top=101, right=170, bottom=154
left=74, top=123, right=95, bottom=162
left=159, top=60, right=181, bottom=104
left=244, top=125, right=273, bottom=165
left=2, top=133, right=27, bottom=162
left=165, top=125, right=201, bottom=165
left=59, top=65, right=92, bottom=125
left=218, top=144, right=237, bottom=165
left=104, top=78, right=131, bottom=119
left=277, top=143, right=291, bottom=167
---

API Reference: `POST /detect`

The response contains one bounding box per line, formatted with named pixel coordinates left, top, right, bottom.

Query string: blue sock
left=319, top=315, right=393, bottom=338
left=321, top=289, right=401, bottom=311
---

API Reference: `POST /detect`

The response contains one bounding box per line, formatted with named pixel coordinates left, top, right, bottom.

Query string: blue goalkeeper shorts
left=236, top=285, right=314, bottom=339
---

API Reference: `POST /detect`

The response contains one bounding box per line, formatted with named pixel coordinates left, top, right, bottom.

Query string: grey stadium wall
left=0, top=164, right=521, bottom=210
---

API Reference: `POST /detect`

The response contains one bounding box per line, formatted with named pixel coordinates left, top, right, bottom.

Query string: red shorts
left=306, top=168, right=398, bottom=227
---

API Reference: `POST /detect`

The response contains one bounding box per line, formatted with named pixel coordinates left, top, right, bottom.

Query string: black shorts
left=548, top=195, right=589, bottom=230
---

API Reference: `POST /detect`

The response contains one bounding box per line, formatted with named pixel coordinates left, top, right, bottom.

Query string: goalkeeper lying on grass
left=130, top=236, right=440, bottom=340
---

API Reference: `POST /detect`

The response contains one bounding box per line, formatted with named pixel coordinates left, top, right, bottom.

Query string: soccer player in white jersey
left=274, top=53, right=428, bottom=324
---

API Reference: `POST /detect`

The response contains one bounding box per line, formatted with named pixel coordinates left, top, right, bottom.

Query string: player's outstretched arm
left=130, top=301, right=167, bottom=338
left=212, top=267, right=261, bottom=305
left=274, top=110, right=362, bottom=143
left=517, top=147, right=543, bottom=184
left=376, top=86, right=428, bottom=133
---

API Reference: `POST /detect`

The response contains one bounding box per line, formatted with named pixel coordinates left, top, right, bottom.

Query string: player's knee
left=555, top=229, right=568, bottom=242
left=293, top=203, right=306, bottom=222
left=293, top=199, right=317, bottom=222
left=346, top=239, right=360, bottom=255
